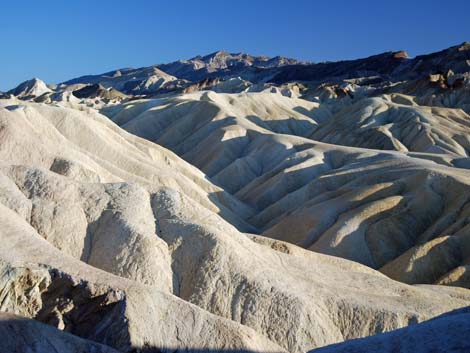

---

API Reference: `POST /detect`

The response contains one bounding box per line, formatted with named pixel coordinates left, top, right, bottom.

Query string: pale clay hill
left=2, top=43, right=470, bottom=352
left=103, top=91, right=470, bottom=288
left=1, top=99, right=470, bottom=352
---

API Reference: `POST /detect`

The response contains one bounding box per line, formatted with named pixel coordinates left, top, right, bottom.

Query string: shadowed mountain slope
left=310, top=307, right=470, bottom=353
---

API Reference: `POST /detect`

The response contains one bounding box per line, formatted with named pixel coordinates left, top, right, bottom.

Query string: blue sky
left=1, top=0, right=470, bottom=90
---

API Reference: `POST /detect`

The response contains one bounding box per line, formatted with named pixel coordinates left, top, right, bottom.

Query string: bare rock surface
left=0, top=202, right=285, bottom=353
left=0, top=100, right=469, bottom=352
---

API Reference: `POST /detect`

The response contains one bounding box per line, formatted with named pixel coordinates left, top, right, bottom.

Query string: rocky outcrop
left=0, top=203, right=283, bottom=352
left=158, top=50, right=305, bottom=82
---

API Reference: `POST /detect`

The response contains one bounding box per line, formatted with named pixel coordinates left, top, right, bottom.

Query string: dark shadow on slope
left=200, top=131, right=308, bottom=227
left=127, top=348, right=284, bottom=353
left=0, top=315, right=285, bottom=353
left=308, top=307, right=470, bottom=353
left=205, top=138, right=400, bottom=234
left=7, top=308, right=470, bottom=353
left=383, top=235, right=464, bottom=285
left=245, top=115, right=317, bottom=138
left=293, top=106, right=329, bottom=125
left=33, top=269, right=129, bottom=349
left=0, top=314, right=120, bottom=353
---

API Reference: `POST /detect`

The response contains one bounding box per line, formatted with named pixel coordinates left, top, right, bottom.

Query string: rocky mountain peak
left=392, top=50, right=410, bottom=59
left=8, top=77, right=52, bottom=98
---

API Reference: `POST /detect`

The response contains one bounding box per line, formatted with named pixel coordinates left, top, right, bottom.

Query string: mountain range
left=1, top=42, right=470, bottom=353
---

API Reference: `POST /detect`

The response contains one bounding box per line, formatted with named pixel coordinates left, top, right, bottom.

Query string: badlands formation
left=1, top=42, right=470, bottom=352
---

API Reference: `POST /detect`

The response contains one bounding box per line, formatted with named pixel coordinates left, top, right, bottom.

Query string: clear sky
left=1, top=0, right=470, bottom=90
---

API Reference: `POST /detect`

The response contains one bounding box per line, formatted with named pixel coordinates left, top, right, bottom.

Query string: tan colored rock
left=437, top=265, right=470, bottom=288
